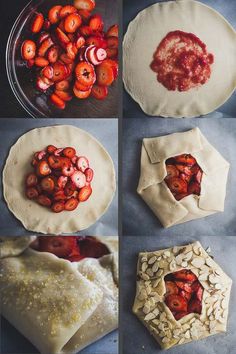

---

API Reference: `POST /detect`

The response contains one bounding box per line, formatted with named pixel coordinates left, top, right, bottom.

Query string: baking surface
left=0, top=119, right=118, bottom=236
left=122, top=118, right=236, bottom=236
left=121, top=235, right=236, bottom=354
left=123, top=0, right=236, bottom=118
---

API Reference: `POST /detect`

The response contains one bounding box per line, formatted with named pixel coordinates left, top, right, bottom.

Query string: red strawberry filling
left=20, top=1, right=119, bottom=110
left=165, top=154, right=203, bottom=201
left=30, top=236, right=110, bottom=262
left=25, top=145, right=93, bottom=213
left=164, top=270, right=203, bottom=320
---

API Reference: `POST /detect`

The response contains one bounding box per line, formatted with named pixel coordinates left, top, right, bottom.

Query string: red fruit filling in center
left=150, top=30, right=214, bottom=92
left=164, top=153, right=202, bottom=201
left=164, top=269, right=204, bottom=320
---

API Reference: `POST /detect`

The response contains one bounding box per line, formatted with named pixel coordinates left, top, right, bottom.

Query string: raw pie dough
left=137, top=127, right=230, bottom=227
left=0, top=236, right=118, bottom=354
left=133, top=241, right=232, bottom=349
left=123, top=0, right=236, bottom=117
left=3, top=125, right=116, bottom=234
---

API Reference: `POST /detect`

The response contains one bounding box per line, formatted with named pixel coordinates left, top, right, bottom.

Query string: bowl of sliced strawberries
left=6, top=0, right=118, bottom=118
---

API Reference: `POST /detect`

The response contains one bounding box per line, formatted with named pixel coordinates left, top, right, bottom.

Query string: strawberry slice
left=74, top=0, right=95, bottom=12
left=165, top=294, right=188, bottom=313
left=165, top=281, right=179, bottom=296
left=47, top=145, right=57, bottom=154
left=64, top=13, right=82, bottom=33
left=66, top=42, right=77, bottom=60
left=179, top=290, right=192, bottom=302
left=35, top=57, right=49, bottom=67
left=75, top=61, right=96, bottom=86
left=106, top=24, right=118, bottom=38
left=54, top=148, right=64, bottom=156
left=36, top=160, right=51, bottom=176
left=54, top=90, right=73, bottom=102
left=106, top=48, right=118, bottom=59
left=51, top=201, right=65, bottom=213
left=95, top=47, right=107, bottom=61
left=36, top=77, right=50, bottom=91
left=91, top=84, right=108, bottom=100
left=41, top=176, right=55, bottom=192
left=86, top=36, right=103, bottom=47
left=55, top=80, right=70, bottom=91
left=78, top=185, right=92, bottom=202
left=73, top=85, right=91, bottom=99
left=26, top=173, right=38, bottom=187
left=174, top=311, right=189, bottom=320
left=79, top=237, right=109, bottom=258
left=96, top=61, right=114, bottom=86
left=63, top=147, right=76, bottom=158
left=173, top=270, right=197, bottom=282
left=179, top=173, right=191, bottom=184
left=48, top=5, right=62, bottom=24
left=35, top=150, right=47, bottom=160
left=58, top=176, right=68, bottom=189
left=188, top=181, right=201, bottom=195
left=43, top=19, right=51, bottom=31
left=79, top=25, right=93, bottom=37
left=62, top=165, right=75, bottom=177
left=41, top=65, right=54, bottom=79
left=38, top=236, right=77, bottom=257
left=102, top=59, right=118, bottom=79
left=53, top=190, right=67, bottom=201
left=166, top=177, right=188, bottom=194
left=75, top=80, right=91, bottom=91
left=188, top=298, right=202, bottom=314
left=38, top=32, right=50, bottom=45
left=26, top=59, right=35, bottom=68
left=71, top=170, right=86, bottom=188
left=84, top=168, right=94, bottom=182
left=52, top=62, right=68, bottom=82
left=48, top=155, right=62, bottom=169
left=86, top=46, right=102, bottom=65
left=165, top=164, right=179, bottom=179
left=65, top=197, right=79, bottom=211
left=55, top=27, right=70, bottom=46
left=78, top=9, right=91, bottom=22
left=106, top=36, right=118, bottom=49
left=174, top=154, right=197, bottom=166
left=75, top=35, right=86, bottom=49
left=47, top=46, right=59, bottom=63
left=196, top=286, right=204, bottom=302
left=60, top=157, right=71, bottom=169
left=21, top=40, right=36, bottom=60
left=175, top=281, right=192, bottom=293
left=64, top=181, right=77, bottom=196
left=26, top=187, right=39, bottom=199
left=38, top=37, right=54, bottom=57
left=31, top=13, right=44, bottom=33
left=175, top=164, right=192, bottom=175
left=37, top=195, right=52, bottom=207
left=89, top=14, right=104, bottom=31
left=77, top=156, right=89, bottom=172
left=60, top=5, right=77, bottom=18
left=50, top=93, right=66, bottom=110
left=195, top=169, right=203, bottom=184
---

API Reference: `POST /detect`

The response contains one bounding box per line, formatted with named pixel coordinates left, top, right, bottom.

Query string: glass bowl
left=6, top=0, right=118, bottom=118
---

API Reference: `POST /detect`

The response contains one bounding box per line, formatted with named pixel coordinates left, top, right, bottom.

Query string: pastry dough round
left=123, top=0, right=236, bottom=118
left=3, top=125, right=116, bottom=234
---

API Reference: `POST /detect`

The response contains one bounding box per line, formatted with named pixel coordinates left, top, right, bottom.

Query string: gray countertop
left=123, top=117, right=236, bottom=236
left=123, top=0, right=236, bottom=118
left=0, top=119, right=118, bottom=236
left=121, top=235, right=236, bottom=354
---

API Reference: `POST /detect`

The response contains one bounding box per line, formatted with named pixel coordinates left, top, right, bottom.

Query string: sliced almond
left=208, top=274, right=220, bottom=284
left=141, top=256, right=147, bottom=263
left=138, top=289, right=147, bottom=301
left=152, top=308, right=160, bottom=316
left=152, top=261, right=159, bottom=273
left=181, top=261, right=188, bottom=268
left=193, top=244, right=201, bottom=255
left=183, top=251, right=193, bottom=262
left=191, top=257, right=205, bottom=268
left=162, top=337, right=169, bottom=344
left=176, top=254, right=183, bottom=265
left=156, top=269, right=163, bottom=276
left=198, top=273, right=208, bottom=281
left=178, top=337, right=185, bottom=344
left=146, top=268, right=154, bottom=277
left=169, top=259, right=177, bottom=271
left=141, top=273, right=149, bottom=281
left=215, top=283, right=222, bottom=290
left=184, top=330, right=190, bottom=339
left=141, top=262, right=148, bottom=272
left=144, top=312, right=156, bottom=321
left=148, top=256, right=157, bottom=265
left=173, top=246, right=179, bottom=254
left=143, top=303, right=151, bottom=314
left=152, top=279, right=161, bottom=288
left=163, top=251, right=171, bottom=257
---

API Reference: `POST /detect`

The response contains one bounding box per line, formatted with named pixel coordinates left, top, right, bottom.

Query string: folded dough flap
left=0, top=236, right=36, bottom=258
left=0, top=249, right=103, bottom=354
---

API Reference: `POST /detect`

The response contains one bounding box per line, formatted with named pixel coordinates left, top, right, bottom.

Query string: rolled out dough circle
left=3, top=125, right=116, bottom=234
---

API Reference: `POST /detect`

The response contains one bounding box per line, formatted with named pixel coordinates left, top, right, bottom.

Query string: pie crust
left=2, top=125, right=116, bottom=234
left=123, top=0, right=236, bottom=117
left=0, top=236, right=118, bottom=354
left=133, top=241, right=232, bottom=349
left=137, top=127, right=230, bottom=227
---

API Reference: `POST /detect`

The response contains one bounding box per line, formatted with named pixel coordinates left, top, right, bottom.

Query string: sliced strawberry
left=195, top=169, right=203, bottom=184
left=60, top=5, right=77, bottom=18
left=74, top=0, right=95, bottom=12
left=48, top=155, right=62, bottom=169
left=26, top=173, right=38, bottom=187
left=75, top=80, right=91, bottom=91
left=41, top=176, right=55, bottom=192
left=91, top=84, right=108, bottom=100
left=96, top=61, right=114, bottom=86
left=48, top=5, right=62, bottom=24
left=75, top=61, right=96, bottom=86
left=41, top=65, right=54, bottom=79
left=54, top=148, right=64, bottom=156
left=188, top=181, right=201, bottom=195
left=165, top=281, right=179, bottom=296
left=73, top=85, right=91, bottom=99
left=196, top=286, right=204, bottom=302
left=55, top=80, right=70, bottom=91
left=47, top=145, right=57, bottom=154
left=50, top=93, right=66, bottom=110
left=165, top=294, right=188, bottom=313
left=86, top=36, right=103, bottom=48
left=179, top=173, right=191, bottom=184
left=64, top=181, right=76, bottom=196
left=77, top=156, right=89, bottom=172
left=63, top=147, right=76, bottom=158
left=179, top=290, right=192, bottom=302
left=38, top=37, right=54, bottom=57
left=86, top=46, right=102, bottom=65
left=47, top=46, right=59, bottom=63
left=95, top=47, right=107, bottom=61
left=51, top=201, right=65, bottom=213
left=52, top=62, right=68, bottom=82
left=89, top=14, right=104, bottom=32
left=36, top=76, right=50, bottom=91
left=64, top=13, right=82, bottom=33
left=60, top=157, right=71, bottom=169
left=78, top=185, right=92, bottom=202
left=79, top=237, right=109, bottom=258
left=35, top=57, right=49, bottom=67
left=75, top=35, right=86, bottom=49
left=106, top=47, right=118, bottom=59
left=58, top=176, right=68, bottom=189
left=31, top=13, right=44, bottom=33
left=188, top=298, right=202, bottom=314
left=166, top=177, right=188, bottom=194
left=175, top=164, right=192, bottom=175
left=165, top=164, right=179, bottom=179
left=36, top=150, right=47, bottom=160
left=106, top=36, right=118, bottom=49
left=174, top=154, right=196, bottom=166
left=102, top=59, right=118, bottom=79
left=38, top=32, right=50, bottom=45
left=37, top=194, right=52, bottom=207
left=79, top=25, right=93, bottom=37
left=21, top=40, right=36, bottom=60
left=53, top=190, right=67, bottom=201
left=26, top=187, right=39, bottom=199
left=175, top=281, right=192, bottom=293
left=26, top=59, right=35, bottom=68
left=172, top=270, right=197, bottom=282
left=71, top=170, right=86, bottom=188
left=36, top=160, right=51, bottom=176
left=54, top=90, right=73, bottom=102
left=65, top=197, right=79, bottom=211
left=36, top=184, right=43, bottom=195
left=71, top=156, right=78, bottom=165
left=55, top=27, right=70, bottom=46
left=62, top=165, right=75, bottom=177
left=43, top=19, right=51, bottom=31
left=84, top=168, right=94, bottom=182
left=78, top=9, right=91, bottom=22
left=41, top=75, right=53, bottom=87
left=174, top=311, right=189, bottom=320
left=106, top=24, right=118, bottom=38
left=38, top=236, right=77, bottom=257
left=66, top=42, right=77, bottom=60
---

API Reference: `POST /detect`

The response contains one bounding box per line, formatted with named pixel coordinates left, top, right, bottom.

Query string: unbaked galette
left=137, top=127, right=230, bottom=227
left=0, top=236, right=118, bottom=354
left=133, top=241, right=232, bottom=349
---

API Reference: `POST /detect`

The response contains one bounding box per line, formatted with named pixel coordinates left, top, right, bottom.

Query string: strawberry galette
left=137, top=127, right=229, bottom=228
left=0, top=236, right=118, bottom=354
left=3, top=125, right=116, bottom=234
left=133, top=241, right=232, bottom=349
left=123, top=0, right=236, bottom=117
